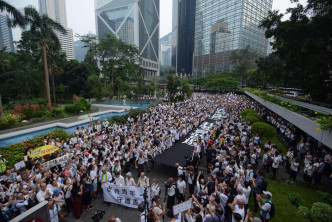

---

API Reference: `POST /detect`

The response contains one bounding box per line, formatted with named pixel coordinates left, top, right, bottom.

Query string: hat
left=85, top=152, right=89, bottom=156
left=126, top=172, right=132, bottom=177
left=63, top=170, right=69, bottom=174
left=53, top=188, right=61, bottom=196
left=263, top=191, right=272, bottom=198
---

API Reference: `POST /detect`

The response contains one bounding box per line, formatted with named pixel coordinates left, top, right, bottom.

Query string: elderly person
left=125, top=172, right=136, bottom=186
left=136, top=172, right=149, bottom=188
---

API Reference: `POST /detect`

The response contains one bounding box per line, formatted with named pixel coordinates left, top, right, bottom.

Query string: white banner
left=43, top=154, right=73, bottom=169
left=173, top=200, right=192, bottom=215
left=101, top=182, right=150, bottom=208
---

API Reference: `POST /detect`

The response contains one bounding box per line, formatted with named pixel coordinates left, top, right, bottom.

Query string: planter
left=245, top=91, right=332, bottom=149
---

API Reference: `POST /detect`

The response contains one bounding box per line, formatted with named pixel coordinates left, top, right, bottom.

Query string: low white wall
left=245, top=91, right=332, bottom=149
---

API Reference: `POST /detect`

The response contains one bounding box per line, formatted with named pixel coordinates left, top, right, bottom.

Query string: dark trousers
left=188, top=184, right=195, bottom=196
left=290, top=170, right=297, bottom=181
left=272, top=167, right=277, bottom=180
left=167, top=195, right=175, bottom=209
left=314, top=172, right=322, bottom=185
left=137, top=164, right=145, bottom=177
left=178, top=193, right=185, bottom=203
left=253, top=191, right=260, bottom=213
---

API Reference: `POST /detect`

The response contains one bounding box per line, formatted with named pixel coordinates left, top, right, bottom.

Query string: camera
left=92, top=209, right=106, bottom=222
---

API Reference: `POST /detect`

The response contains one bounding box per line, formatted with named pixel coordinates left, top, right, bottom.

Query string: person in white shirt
left=125, top=172, right=136, bottom=186
left=136, top=172, right=149, bottom=188
left=303, top=160, right=314, bottom=184
left=176, top=175, right=186, bottom=202
left=36, top=183, right=53, bottom=203
left=48, top=200, right=59, bottom=222
left=228, top=198, right=245, bottom=222
left=100, top=167, right=111, bottom=184
left=150, top=179, right=161, bottom=197
left=175, top=163, right=183, bottom=176
left=113, top=172, right=125, bottom=186
left=15, top=192, right=31, bottom=213
left=245, top=164, right=254, bottom=182
left=289, top=158, right=299, bottom=184
left=272, top=151, right=282, bottom=180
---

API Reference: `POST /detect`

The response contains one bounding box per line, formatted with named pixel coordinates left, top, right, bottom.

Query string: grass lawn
left=248, top=179, right=323, bottom=222
left=261, top=134, right=288, bottom=154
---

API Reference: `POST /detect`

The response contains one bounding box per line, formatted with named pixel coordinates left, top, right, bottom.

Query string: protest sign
left=173, top=200, right=192, bottom=215
left=42, top=154, right=73, bottom=169
left=101, top=182, right=150, bottom=208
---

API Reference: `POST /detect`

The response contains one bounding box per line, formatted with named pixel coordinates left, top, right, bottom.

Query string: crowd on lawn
left=0, top=93, right=330, bottom=222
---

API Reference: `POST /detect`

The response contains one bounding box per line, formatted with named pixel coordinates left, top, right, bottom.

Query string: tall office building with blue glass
left=193, top=0, right=273, bottom=77
left=0, top=12, right=15, bottom=53
left=95, top=0, right=160, bottom=77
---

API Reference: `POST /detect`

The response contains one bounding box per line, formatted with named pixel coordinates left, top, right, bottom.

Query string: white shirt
left=272, top=155, right=282, bottom=168
left=49, top=204, right=59, bottom=222
left=232, top=204, right=245, bottom=222
left=125, top=177, right=136, bottom=186
left=114, top=176, right=125, bottom=186
left=177, top=180, right=186, bottom=194
left=151, top=183, right=160, bottom=197
left=36, top=189, right=53, bottom=203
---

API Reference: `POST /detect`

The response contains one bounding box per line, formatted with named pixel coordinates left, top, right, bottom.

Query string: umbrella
left=29, top=145, right=59, bottom=158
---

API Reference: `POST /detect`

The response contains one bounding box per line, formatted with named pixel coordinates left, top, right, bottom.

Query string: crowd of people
left=0, top=93, right=330, bottom=222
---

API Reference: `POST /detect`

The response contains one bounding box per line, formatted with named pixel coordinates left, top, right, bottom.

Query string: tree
left=24, top=6, right=66, bottom=108
left=230, top=45, right=258, bottom=86
left=180, top=78, right=193, bottom=99
left=47, top=42, right=66, bottom=106
left=188, top=77, right=207, bottom=91
left=166, top=74, right=181, bottom=101
left=259, top=0, right=332, bottom=100
left=87, top=75, right=104, bottom=100
left=0, top=0, right=25, bottom=117
left=204, top=72, right=239, bottom=91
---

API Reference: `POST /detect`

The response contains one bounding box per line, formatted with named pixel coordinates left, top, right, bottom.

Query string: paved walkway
left=271, top=94, right=332, bottom=115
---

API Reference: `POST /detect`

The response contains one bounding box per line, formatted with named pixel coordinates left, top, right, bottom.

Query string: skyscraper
left=95, top=0, right=160, bottom=77
left=0, top=12, right=15, bottom=53
left=39, top=0, right=75, bottom=60
left=193, top=0, right=273, bottom=77
left=172, top=0, right=196, bottom=75
left=160, top=33, right=172, bottom=67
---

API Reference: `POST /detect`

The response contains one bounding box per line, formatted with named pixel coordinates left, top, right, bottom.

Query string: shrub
left=34, top=110, right=45, bottom=118
left=243, top=114, right=260, bottom=123
left=22, top=109, right=34, bottom=120
left=240, top=109, right=256, bottom=116
left=111, top=115, right=127, bottom=124
left=30, top=104, right=40, bottom=112
left=65, top=103, right=83, bottom=114
left=31, top=118, right=46, bottom=123
left=0, top=129, right=69, bottom=168
left=316, top=191, right=332, bottom=204
left=50, top=107, right=65, bottom=117
left=311, top=202, right=332, bottom=222
left=79, top=97, right=91, bottom=111
left=11, top=104, right=23, bottom=115
left=288, top=193, right=303, bottom=208
left=297, top=206, right=311, bottom=220
left=251, top=122, right=277, bottom=139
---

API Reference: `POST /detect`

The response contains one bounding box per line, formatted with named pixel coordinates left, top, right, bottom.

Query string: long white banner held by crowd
left=101, top=182, right=150, bottom=208
left=42, top=154, right=73, bottom=169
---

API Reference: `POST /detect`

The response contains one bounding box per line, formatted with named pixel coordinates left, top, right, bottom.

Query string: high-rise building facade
left=172, top=0, right=196, bottom=75
left=160, top=33, right=172, bottom=67
left=39, top=0, right=75, bottom=60
left=0, top=12, right=15, bottom=53
left=193, top=0, right=273, bottom=77
left=95, top=0, right=160, bottom=77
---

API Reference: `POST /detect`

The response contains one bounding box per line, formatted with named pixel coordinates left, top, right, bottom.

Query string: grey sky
left=9, top=0, right=307, bottom=41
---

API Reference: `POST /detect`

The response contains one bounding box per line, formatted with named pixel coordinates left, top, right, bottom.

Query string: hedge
left=251, top=122, right=277, bottom=139
left=0, top=129, right=69, bottom=169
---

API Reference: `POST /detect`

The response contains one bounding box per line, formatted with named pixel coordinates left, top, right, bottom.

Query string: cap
left=263, top=191, right=272, bottom=198
left=85, top=152, right=89, bottom=156
left=53, top=188, right=61, bottom=196
left=126, top=172, right=132, bottom=177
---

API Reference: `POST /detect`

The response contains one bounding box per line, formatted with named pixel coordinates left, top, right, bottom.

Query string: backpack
left=261, top=180, right=268, bottom=192
left=266, top=201, right=275, bottom=218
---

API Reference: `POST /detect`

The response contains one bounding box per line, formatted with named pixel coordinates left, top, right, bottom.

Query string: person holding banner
left=125, top=172, right=136, bottom=186
left=100, top=167, right=111, bottom=184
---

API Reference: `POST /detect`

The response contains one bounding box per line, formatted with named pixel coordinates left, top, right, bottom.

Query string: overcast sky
left=10, top=0, right=308, bottom=41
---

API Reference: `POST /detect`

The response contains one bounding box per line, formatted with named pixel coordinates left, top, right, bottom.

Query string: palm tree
left=24, top=6, right=66, bottom=108
left=0, top=0, right=25, bottom=118
left=48, top=43, right=66, bottom=107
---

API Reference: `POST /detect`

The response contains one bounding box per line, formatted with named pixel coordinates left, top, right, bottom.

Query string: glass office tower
left=95, top=0, right=160, bottom=77
left=172, top=0, right=196, bottom=75
left=193, top=0, right=273, bottom=77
